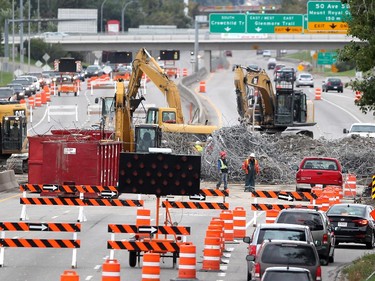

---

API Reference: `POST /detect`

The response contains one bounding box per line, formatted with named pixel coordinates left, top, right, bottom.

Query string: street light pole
left=121, top=0, right=136, bottom=32
left=100, top=0, right=108, bottom=33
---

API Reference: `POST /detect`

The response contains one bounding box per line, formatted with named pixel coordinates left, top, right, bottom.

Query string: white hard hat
left=195, top=141, right=201, bottom=145
left=250, top=153, right=255, bottom=157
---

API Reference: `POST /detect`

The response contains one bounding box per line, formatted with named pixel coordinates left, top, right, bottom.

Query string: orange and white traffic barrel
left=35, top=93, right=42, bottom=107
left=219, top=210, right=234, bottom=242
left=233, top=207, right=247, bottom=239
left=102, top=259, right=120, bottom=281
left=28, top=96, right=35, bottom=108
left=40, top=90, right=47, bottom=104
left=45, top=89, right=51, bottom=102
left=343, top=174, right=357, bottom=197
left=182, top=68, right=188, bottom=77
left=315, top=88, right=322, bottom=100
left=199, top=81, right=206, bottom=93
left=201, top=236, right=221, bottom=271
left=142, top=253, right=160, bottom=281
left=206, top=228, right=223, bottom=256
left=265, top=209, right=279, bottom=224
left=60, top=270, right=79, bottom=281
left=177, top=243, right=197, bottom=279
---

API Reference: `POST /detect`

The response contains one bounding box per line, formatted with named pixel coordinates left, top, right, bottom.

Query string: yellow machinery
left=234, top=65, right=315, bottom=137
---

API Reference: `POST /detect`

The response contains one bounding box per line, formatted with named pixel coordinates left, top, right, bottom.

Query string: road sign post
left=247, top=14, right=303, bottom=34
left=307, top=1, right=350, bottom=32
left=209, top=13, right=246, bottom=33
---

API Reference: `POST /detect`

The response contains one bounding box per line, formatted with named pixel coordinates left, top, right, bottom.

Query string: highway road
left=0, top=50, right=374, bottom=281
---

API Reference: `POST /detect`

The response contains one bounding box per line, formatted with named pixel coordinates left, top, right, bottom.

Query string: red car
left=294, top=157, right=347, bottom=192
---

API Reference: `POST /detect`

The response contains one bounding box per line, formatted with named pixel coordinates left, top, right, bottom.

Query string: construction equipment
left=0, top=101, right=28, bottom=172
left=234, top=65, right=315, bottom=137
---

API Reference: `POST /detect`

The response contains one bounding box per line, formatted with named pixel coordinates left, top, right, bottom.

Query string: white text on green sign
left=209, top=14, right=246, bottom=33
left=307, top=1, right=350, bottom=22
left=247, top=14, right=303, bottom=33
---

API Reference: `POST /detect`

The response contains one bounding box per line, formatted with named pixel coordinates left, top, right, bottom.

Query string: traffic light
left=118, top=152, right=201, bottom=196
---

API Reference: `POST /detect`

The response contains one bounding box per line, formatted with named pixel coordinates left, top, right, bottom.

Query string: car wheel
left=320, top=257, right=329, bottom=266
left=58, top=92, right=61, bottom=96
left=247, top=271, right=252, bottom=281
left=366, top=233, right=374, bottom=249
left=335, top=240, right=339, bottom=246
left=329, top=252, right=334, bottom=263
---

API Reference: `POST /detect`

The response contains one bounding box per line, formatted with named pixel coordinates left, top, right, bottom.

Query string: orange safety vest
left=242, top=159, right=260, bottom=174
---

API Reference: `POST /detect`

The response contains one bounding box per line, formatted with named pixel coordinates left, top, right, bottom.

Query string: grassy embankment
left=341, top=253, right=375, bottom=281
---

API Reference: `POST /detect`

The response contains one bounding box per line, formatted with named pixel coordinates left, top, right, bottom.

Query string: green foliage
left=339, top=0, right=375, bottom=112
left=342, top=253, right=375, bottom=281
left=334, top=60, right=356, bottom=72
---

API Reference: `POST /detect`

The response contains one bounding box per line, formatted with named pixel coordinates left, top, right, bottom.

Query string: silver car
left=296, top=73, right=314, bottom=87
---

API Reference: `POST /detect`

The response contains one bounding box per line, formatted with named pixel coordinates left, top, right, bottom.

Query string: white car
left=343, top=123, right=375, bottom=138
left=262, top=50, right=271, bottom=57
left=295, top=73, right=314, bottom=88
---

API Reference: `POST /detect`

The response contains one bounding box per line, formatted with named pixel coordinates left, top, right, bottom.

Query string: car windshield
left=276, top=212, right=324, bottom=231
left=87, top=66, right=100, bottom=71
left=0, top=89, right=13, bottom=98
left=257, top=229, right=307, bottom=243
left=327, top=205, right=366, bottom=216
left=300, top=74, right=312, bottom=79
left=13, top=80, right=31, bottom=85
left=263, top=271, right=311, bottom=281
left=328, top=78, right=341, bottom=83
left=8, top=84, right=23, bottom=91
left=351, top=125, right=375, bottom=133
left=303, top=159, right=337, bottom=170
left=261, top=244, right=316, bottom=265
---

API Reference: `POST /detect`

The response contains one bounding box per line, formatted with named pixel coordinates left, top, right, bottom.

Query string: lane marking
left=0, top=194, right=21, bottom=202
left=319, top=97, right=362, bottom=123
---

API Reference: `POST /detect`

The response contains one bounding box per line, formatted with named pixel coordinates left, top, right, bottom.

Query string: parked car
left=247, top=240, right=322, bottom=281
left=260, top=266, right=314, bottom=281
left=267, top=58, right=277, bottom=70
left=7, top=83, right=26, bottom=100
left=84, top=65, right=104, bottom=78
left=275, top=208, right=335, bottom=265
left=0, top=87, right=18, bottom=101
left=326, top=203, right=375, bottom=249
left=343, top=123, right=375, bottom=138
left=293, top=157, right=346, bottom=192
left=11, top=78, right=35, bottom=96
left=322, top=77, right=343, bottom=93
left=296, top=73, right=314, bottom=88
left=243, top=223, right=315, bottom=281
left=262, top=50, right=272, bottom=57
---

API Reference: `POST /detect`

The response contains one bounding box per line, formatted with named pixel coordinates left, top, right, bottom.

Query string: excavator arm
left=126, top=48, right=184, bottom=124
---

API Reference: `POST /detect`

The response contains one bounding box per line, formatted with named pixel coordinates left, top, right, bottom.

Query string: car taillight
left=353, top=219, right=368, bottom=226
left=322, top=233, right=328, bottom=244
left=316, top=266, right=322, bottom=281
left=254, top=263, right=261, bottom=278
left=249, top=245, right=257, bottom=255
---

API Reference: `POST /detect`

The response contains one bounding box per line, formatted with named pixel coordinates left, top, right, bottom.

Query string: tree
left=339, top=0, right=375, bottom=114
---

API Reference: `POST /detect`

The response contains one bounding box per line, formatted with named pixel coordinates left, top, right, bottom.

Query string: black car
left=84, top=65, right=104, bottom=78
left=0, top=87, right=18, bottom=101
left=7, top=84, right=26, bottom=100
left=11, top=78, right=35, bottom=97
left=326, top=203, right=375, bottom=249
left=322, top=77, right=344, bottom=93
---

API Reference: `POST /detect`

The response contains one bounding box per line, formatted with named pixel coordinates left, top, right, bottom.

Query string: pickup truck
left=343, top=123, right=375, bottom=138
left=293, top=157, right=347, bottom=192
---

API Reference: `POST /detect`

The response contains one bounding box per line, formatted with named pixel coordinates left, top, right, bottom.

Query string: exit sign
left=307, top=1, right=350, bottom=31
left=209, top=13, right=246, bottom=33
left=247, top=14, right=303, bottom=34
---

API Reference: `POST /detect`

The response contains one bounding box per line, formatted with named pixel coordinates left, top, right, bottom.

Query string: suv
left=11, top=78, right=36, bottom=97
left=343, top=123, right=375, bottom=138
left=275, top=208, right=335, bottom=265
left=322, top=77, right=343, bottom=93
left=293, top=157, right=346, bottom=192
left=243, top=223, right=315, bottom=281
left=260, top=266, right=314, bottom=281
left=247, top=240, right=322, bottom=281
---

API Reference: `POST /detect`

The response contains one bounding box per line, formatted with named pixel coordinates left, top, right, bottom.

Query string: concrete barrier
left=0, top=170, right=19, bottom=192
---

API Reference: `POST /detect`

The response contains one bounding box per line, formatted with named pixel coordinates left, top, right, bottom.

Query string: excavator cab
left=134, top=124, right=162, bottom=153
left=275, top=90, right=308, bottom=126
left=1, top=116, right=28, bottom=154
left=145, top=107, right=177, bottom=125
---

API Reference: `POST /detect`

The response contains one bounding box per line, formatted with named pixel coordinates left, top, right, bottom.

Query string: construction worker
left=193, top=141, right=203, bottom=154
left=216, top=151, right=229, bottom=190
left=242, top=152, right=260, bottom=192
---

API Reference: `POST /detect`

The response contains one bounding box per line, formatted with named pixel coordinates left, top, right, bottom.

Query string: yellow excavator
left=234, top=65, right=315, bottom=137
left=96, top=48, right=218, bottom=151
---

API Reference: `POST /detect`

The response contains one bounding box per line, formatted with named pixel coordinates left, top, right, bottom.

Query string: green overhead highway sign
left=247, top=14, right=303, bottom=34
left=307, top=1, right=350, bottom=31
left=317, top=52, right=337, bottom=65
left=209, top=13, right=246, bottom=33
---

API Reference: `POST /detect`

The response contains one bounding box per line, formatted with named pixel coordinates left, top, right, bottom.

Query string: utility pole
left=20, top=0, right=24, bottom=69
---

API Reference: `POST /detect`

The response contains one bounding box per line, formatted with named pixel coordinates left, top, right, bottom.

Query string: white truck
left=343, top=123, right=375, bottom=138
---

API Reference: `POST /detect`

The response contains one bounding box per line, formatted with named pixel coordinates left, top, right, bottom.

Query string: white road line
left=320, top=97, right=362, bottom=123
left=85, top=276, right=93, bottom=280
left=27, top=104, right=49, bottom=131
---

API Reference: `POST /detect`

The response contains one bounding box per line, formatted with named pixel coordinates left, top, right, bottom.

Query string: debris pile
left=164, top=125, right=375, bottom=185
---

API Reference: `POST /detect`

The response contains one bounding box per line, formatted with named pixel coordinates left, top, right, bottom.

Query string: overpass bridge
left=41, top=32, right=356, bottom=52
